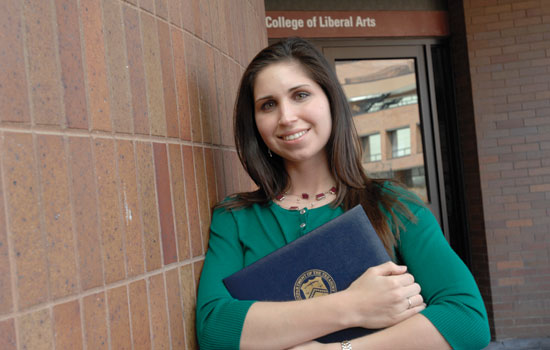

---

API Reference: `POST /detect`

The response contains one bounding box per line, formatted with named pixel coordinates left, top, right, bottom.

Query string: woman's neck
left=284, top=155, right=335, bottom=196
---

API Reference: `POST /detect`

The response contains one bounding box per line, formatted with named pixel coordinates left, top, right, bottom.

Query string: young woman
left=196, top=38, right=490, bottom=350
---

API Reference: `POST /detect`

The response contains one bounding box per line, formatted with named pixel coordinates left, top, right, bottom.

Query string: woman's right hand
left=341, top=261, right=425, bottom=329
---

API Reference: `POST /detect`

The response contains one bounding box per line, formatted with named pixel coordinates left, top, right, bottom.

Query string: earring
left=268, top=149, right=273, bottom=158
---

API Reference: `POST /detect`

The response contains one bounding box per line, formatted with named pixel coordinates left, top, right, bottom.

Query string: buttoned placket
left=299, top=207, right=308, bottom=231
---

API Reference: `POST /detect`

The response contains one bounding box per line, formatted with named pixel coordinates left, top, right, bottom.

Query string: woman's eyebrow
left=255, top=84, right=310, bottom=103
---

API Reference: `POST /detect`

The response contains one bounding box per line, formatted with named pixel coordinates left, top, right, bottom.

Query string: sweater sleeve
left=196, top=207, right=256, bottom=350
left=396, top=200, right=491, bottom=350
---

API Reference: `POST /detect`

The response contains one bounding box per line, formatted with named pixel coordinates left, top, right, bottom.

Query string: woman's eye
left=260, top=101, right=276, bottom=111
left=295, top=92, right=309, bottom=100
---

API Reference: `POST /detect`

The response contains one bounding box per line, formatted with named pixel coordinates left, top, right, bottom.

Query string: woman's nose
left=278, top=101, right=297, bottom=125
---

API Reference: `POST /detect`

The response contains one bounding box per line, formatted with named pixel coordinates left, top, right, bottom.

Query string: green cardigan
left=196, top=186, right=490, bottom=349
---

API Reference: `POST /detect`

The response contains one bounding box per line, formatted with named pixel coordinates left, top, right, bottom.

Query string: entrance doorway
left=318, top=40, right=471, bottom=266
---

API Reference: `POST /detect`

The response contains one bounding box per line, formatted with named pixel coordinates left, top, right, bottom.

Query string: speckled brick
left=117, top=140, right=144, bottom=277
left=102, top=0, right=133, bottom=134
left=153, top=143, right=177, bottom=265
left=223, top=0, right=235, bottom=59
left=37, top=135, right=78, bottom=299
left=53, top=300, right=83, bottom=350
left=220, top=57, right=236, bottom=147
left=141, top=12, right=167, bottom=137
left=168, top=144, right=190, bottom=261
left=197, top=42, right=213, bottom=144
left=135, top=142, right=162, bottom=271
left=213, top=50, right=227, bottom=144
left=172, top=28, right=192, bottom=141
left=139, top=0, right=155, bottom=14
left=198, top=0, right=212, bottom=43
left=192, top=147, right=210, bottom=254
left=180, top=264, right=197, bottom=350
left=148, top=273, right=170, bottom=349
left=205, top=45, right=220, bottom=145
left=182, top=146, right=202, bottom=257
left=222, top=149, right=235, bottom=196
left=83, top=292, right=108, bottom=350
left=155, top=0, right=168, bottom=20
left=107, top=285, right=132, bottom=350
left=0, top=0, right=30, bottom=123
left=204, top=147, right=218, bottom=209
left=122, top=5, right=150, bottom=135
left=129, top=279, right=151, bottom=349
left=184, top=33, right=202, bottom=142
left=165, top=268, right=185, bottom=348
left=0, top=319, right=16, bottom=350
left=191, top=0, right=202, bottom=37
left=157, top=19, right=179, bottom=138
left=216, top=1, right=229, bottom=54
left=23, top=0, right=64, bottom=126
left=55, top=0, right=88, bottom=129
left=167, top=0, right=182, bottom=27
left=212, top=148, right=227, bottom=201
left=0, top=155, right=13, bottom=315
left=93, top=138, right=125, bottom=283
left=3, top=133, right=48, bottom=310
left=68, top=137, right=104, bottom=290
left=81, top=0, right=112, bottom=131
left=180, top=0, right=195, bottom=33
left=208, top=0, right=221, bottom=49
left=18, top=308, right=53, bottom=350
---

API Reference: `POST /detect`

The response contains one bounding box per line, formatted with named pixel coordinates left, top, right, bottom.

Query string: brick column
left=454, top=0, right=550, bottom=340
left=0, top=0, right=267, bottom=348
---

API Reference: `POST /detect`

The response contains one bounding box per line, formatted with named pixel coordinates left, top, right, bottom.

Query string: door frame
left=317, top=38, right=450, bottom=240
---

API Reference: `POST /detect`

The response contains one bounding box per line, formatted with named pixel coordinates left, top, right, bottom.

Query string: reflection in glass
left=335, top=59, right=428, bottom=202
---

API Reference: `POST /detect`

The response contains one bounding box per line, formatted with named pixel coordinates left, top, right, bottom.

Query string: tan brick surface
left=55, top=0, right=88, bottom=129
left=107, top=286, right=132, bottom=350
left=129, top=280, right=152, bottom=350
left=69, top=137, right=104, bottom=290
left=18, top=309, right=53, bottom=350
left=0, top=0, right=30, bottom=123
left=168, top=144, right=190, bottom=261
left=81, top=0, right=112, bottom=131
left=53, top=300, right=83, bottom=350
left=117, top=140, right=145, bottom=277
left=0, top=0, right=266, bottom=347
left=149, top=273, right=170, bottom=349
left=37, top=135, right=78, bottom=299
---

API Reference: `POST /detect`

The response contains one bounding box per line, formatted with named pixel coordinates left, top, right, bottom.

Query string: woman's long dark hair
left=219, top=37, right=414, bottom=256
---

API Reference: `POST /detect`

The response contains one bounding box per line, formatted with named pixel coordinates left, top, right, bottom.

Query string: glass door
left=323, top=44, right=448, bottom=236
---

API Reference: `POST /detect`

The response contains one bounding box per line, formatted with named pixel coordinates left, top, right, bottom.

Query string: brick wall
left=460, top=0, right=550, bottom=340
left=0, top=0, right=267, bottom=349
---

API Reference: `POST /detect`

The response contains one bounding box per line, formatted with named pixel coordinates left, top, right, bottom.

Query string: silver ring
left=407, top=297, right=412, bottom=309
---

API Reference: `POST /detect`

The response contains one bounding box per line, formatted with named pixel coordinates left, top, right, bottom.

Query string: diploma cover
left=223, top=205, right=391, bottom=343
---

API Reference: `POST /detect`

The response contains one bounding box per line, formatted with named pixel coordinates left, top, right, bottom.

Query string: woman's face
left=253, top=61, right=332, bottom=168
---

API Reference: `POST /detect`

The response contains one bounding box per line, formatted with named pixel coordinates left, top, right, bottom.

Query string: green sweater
left=196, top=187, right=490, bottom=349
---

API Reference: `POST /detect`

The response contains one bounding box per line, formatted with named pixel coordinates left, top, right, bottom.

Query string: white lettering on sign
left=265, top=15, right=376, bottom=30
left=265, top=16, right=305, bottom=30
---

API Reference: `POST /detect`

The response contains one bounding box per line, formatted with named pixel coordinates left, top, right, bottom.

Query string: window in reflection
left=335, top=59, right=428, bottom=202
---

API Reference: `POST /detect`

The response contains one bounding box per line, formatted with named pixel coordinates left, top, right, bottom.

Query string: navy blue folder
left=223, top=205, right=391, bottom=343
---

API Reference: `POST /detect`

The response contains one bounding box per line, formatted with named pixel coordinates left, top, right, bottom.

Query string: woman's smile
left=280, top=129, right=309, bottom=141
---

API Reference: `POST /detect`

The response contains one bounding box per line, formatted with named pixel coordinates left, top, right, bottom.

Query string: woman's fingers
left=404, top=293, right=424, bottom=310
left=370, top=261, right=407, bottom=276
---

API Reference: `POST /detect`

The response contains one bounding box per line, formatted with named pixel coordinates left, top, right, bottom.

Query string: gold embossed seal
left=293, top=269, right=337, bottom=300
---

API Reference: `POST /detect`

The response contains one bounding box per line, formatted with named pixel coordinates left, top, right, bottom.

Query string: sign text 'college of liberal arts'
left=265, top=11, right=449, bottom=38
left=266, top=15, right=376, bottom=31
